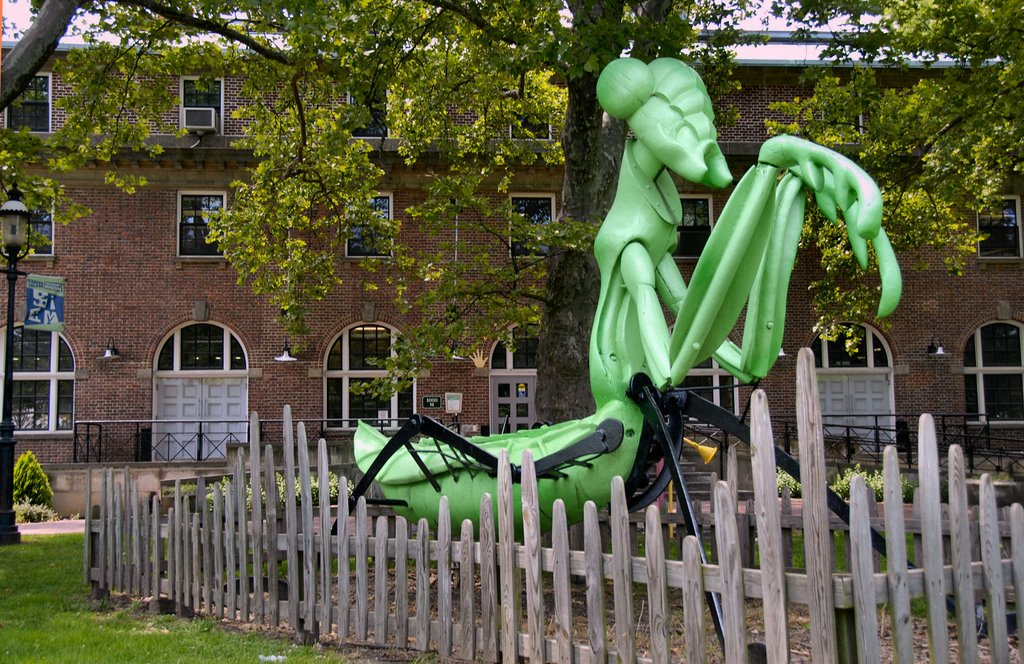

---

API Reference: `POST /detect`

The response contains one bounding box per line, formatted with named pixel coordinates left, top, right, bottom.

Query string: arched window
left=812, top=324, right=894, bottom=432
left=489, top=326, right=538, bottom=433
left=0, top=327, right=74, bottom=431
left=325, top=324, right=413, bottom=428
left=964, top=322, right=1024, bottom=421
left=153, top=323, right=248, bottom=460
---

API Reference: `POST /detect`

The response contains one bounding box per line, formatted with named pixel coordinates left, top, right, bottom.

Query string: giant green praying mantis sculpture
left=353, top=57, right=902, bottom=531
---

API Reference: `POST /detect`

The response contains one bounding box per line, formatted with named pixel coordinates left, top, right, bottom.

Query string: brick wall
left=7, top=56, right=1024, bottom=464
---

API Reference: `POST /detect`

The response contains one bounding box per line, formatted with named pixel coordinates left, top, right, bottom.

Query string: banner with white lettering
left=24, top=274, right=65, bottom=331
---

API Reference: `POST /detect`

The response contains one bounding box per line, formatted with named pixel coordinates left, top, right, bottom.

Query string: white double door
left=818, top=372, right=893, bottom=439
left=154, top=377, right=247, bottom=460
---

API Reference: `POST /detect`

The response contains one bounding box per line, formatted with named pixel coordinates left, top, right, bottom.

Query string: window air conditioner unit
left=183, top=107, right=217, bottom=134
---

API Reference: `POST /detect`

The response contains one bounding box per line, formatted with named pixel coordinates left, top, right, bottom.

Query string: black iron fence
left=770, top=412, right=1024, bottom=475
left=72, top=417, right=406, bottom=463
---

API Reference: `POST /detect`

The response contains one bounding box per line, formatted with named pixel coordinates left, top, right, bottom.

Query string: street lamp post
left=0, top=186, right=30, bottom=546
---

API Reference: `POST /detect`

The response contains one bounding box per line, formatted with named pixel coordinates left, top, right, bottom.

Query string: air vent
left=183, top=107, right=217, bottom=134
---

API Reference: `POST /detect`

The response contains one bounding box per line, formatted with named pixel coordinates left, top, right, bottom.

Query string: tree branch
left=416, top=0, right=520, bottom=46
left=1, top=0, right=82, bottom=110
left=116, top=0, right=291, bottom=65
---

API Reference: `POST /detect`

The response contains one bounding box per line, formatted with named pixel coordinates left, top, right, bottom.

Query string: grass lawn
left=0, top=533, right=352, bottom=663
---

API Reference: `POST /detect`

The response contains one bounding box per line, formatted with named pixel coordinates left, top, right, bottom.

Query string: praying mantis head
left=597, top=58, right=733, bottom=189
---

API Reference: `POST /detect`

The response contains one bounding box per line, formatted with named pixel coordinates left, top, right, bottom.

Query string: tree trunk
left=534, top=66, right=625, bottom=423
left=1, top=0, right=81, bottom=111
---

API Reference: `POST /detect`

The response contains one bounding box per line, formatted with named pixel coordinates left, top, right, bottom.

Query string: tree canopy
left=767, top=0, right=1022, bottom=334
left=4, top=0, right=1004, bottom=418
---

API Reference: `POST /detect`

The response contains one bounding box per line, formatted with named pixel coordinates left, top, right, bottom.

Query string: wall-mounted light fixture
left=99, top=338, right=119, bottom=360
left=927, top=338, right=947, bottom=356
left=274, top=339, right=297, bottom=362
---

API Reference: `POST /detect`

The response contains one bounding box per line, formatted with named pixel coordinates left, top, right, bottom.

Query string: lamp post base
left=0, top=511, right=20, bottom=545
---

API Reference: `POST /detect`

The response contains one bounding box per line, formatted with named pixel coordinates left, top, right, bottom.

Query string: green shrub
left=13, top=451, right=53, bottom=508
left=777, top=464, right=915, bottom=503
left=776, top=469, right=802, bottom=498
left=206, top=471, right=342, bottom=510
left=14, top=501, right=60, bottom=523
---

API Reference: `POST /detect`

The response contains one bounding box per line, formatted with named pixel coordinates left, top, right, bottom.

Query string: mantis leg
left=668, top=164, right=779, bottom=385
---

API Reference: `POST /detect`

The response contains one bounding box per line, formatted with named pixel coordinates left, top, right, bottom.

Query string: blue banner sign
left=25, top=274, right=65, bottom=331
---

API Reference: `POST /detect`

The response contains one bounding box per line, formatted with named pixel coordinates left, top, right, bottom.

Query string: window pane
left=675, top=198, right=711, bottom=257
left=183, top=78, right=221, bottom=110
left=326, top=378, right=344, bottom=422
left=512, top=327, right=538, bottom=369
left=229, top=335, right=246, bottom=370
left=29, top=210, right=53, bottom=255
left=180, top=324, right=224, bottom=370
left=811, top=337, right=824, bottom=368
left=965, top=375, right=979, bottom=415
left=978, top=198, right=1020, bottom=258
left=57, top=380, right=73, bottom=430
left=348, top=326, right=390, bottom=370
left=57, top=337, right=74, bottom=372
left=350, top=93, right=387, bottom=138
left=157, top=339, right=174, bottom=371
left=179, top=193, right=223, bottom=256
left=982, top=374, right=1024, bottom=420
left=8, top=76, right=49, bottom=132
left=511, top=196, right=552, bottom=256
left=347, top=196, right=390, bottom=257
left=12, top=380, right=49, bottom=430
left=398, top=387, right=414, bottom=418
left=13, top=328, right=51, bottom=372
left=826, top=327, right=868, bottom=368
left=720, top=375, right=735, bottom=413
left=491, top=342, right=508, bottom=369
left=348, top=378, right=389, bottom=420
left=980, top=323, right=1022, bottom=367
left=871, top=333, right=889, bottom=367
left=964, top=334, right=977, bottom=367
left=327, top=339, right=343, bottom=371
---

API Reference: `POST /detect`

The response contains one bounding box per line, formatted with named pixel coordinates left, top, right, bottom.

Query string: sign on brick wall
left=24, top=274, right=65, bottom=331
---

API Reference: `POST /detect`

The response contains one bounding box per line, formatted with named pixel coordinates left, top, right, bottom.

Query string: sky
left=2, top=0, right=838, bottom=64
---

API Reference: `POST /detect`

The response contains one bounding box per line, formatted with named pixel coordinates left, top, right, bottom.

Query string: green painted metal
left=354, top=57, right=902, bottom=530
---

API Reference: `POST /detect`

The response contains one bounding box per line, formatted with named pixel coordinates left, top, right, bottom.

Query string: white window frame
left=675, top=194, right=714, bottom=259
left=324, top=323, right=414, bottom=430
left=6, top=73, right=51, bottom=133
left=0, top=327, right=74, bottom=432
left=346, top=193, right=393, bottom=258
left=964, top=322, right=1024, bottom=423
left=177, top=190, right=226, bottom=258
left=180, top=76, right=224, bottom=133
left=977, top=195, right=1022, bottom=259
left=510, top=193, right=555, bottom=257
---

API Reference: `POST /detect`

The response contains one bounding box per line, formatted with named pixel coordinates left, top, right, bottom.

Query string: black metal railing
left=72, top=417, right=407, bottom=464
left=769, top=412, right=1024, bottom=475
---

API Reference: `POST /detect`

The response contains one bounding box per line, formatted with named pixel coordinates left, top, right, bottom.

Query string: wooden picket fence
left=85, top=349, right=1024, bottom=662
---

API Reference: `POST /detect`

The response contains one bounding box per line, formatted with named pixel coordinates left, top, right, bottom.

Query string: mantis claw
left=814, top=189, right=839, bottom=223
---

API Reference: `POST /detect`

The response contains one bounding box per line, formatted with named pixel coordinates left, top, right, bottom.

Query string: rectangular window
left=12, top=380, right=50, bottom=430
left=29, top=209, right=53, bottom=257
left=7, top=75, right=50, bottom=132
left=511, top=195, right=554, bottom=256
left=181, top=77, right=222, bottom=133
left=179, top=192, right=224, bottom=257
left=347, top=195, right=391, bottom=257
left=349, top=92, right=387, bottom=138
left=675, top=196, right=712, bottom=258
left=978, top=197, right=1021, bottom=258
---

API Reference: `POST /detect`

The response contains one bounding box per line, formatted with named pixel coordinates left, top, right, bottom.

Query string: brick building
left=4, top=43, right=1024, bottom=469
